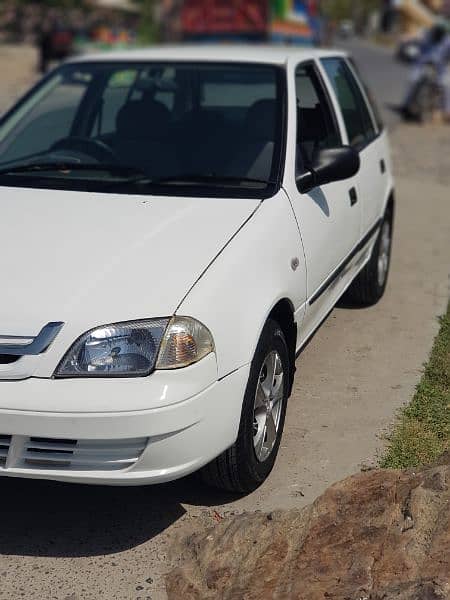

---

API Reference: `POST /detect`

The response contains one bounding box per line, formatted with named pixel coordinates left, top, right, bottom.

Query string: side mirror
left=296, top=146, right=360, bottom=194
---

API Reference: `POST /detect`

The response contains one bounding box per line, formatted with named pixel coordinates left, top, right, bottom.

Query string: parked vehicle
left=181, top=0, right=269, bottom=41
left=0, top=46, right=394, bottom=493
left=403, top=61, right=443, bottom=121
left=180, top=0, right=320, bottom=45
left=338, top=19, right=355, bottom=39
left=396, top=37, right=422, bottom=63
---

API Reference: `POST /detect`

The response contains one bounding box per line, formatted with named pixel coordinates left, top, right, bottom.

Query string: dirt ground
left=0, top=44, right=449, bottom=600
left=0, top=45, right=37, bottom=114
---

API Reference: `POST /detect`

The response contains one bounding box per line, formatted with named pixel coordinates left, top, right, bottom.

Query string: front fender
left=177, top=190, right=307, bottom=379
left=380, top=130, right=395, bottom=215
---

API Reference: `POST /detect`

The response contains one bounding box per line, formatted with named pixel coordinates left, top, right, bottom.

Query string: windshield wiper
left=0, top=165, right=275, bottom=193
left=151, top=174, right=274, bottom=187
left=0, top=162, right=147, bottom=178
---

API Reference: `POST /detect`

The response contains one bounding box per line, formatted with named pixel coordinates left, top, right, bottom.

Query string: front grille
left=0, top=435, right=12, bottom=466
left=24, top=437, right=78, bottom=468
left=0, top=435, right=148, bottom=472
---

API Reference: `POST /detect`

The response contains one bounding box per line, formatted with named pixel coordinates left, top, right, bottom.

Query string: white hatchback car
left=0, top=46, right=394, bottom=493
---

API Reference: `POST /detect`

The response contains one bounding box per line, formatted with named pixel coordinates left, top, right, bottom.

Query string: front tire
left=345, top=207, right=394, bottom=307
left=201, top=319, right=289, bottom=494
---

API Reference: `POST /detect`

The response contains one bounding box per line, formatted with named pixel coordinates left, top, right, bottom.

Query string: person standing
left=38, top=16, right=74, bottom=74
left=38, top=21, right=52, bottom=74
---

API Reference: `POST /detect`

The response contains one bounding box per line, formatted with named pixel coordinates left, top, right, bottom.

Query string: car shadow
left=336, top=297, right=370, bottom=310
left=309, top=187, right=330, bottom=217
left=0, top=474, right=241, bottom=558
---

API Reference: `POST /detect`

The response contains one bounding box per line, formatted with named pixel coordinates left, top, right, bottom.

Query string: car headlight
left=55, top=317, right=214, bottom=378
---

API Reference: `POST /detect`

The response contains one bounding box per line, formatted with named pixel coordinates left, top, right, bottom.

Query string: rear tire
left=201, top=319, right=289, bottom=494
left=344, top=207, right=393, bottom=307
left=415, top=80, right=435, bottom=123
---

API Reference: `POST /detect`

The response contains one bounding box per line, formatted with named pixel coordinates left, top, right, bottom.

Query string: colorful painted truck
left=180, top=0, right=320, bottom=45
left=271, top=0, right=320, bottom=44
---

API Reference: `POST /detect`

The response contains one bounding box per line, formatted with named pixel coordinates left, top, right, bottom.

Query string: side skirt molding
left=308, top=218, right=382, bottom=307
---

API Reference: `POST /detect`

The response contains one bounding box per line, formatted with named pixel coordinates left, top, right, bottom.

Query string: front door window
left=295, top=62, right=341, bottom=177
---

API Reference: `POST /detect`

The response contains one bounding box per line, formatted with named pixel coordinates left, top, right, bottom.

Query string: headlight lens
left=156, top=316, right=214, bottom=370
left=55, top=319, right=169, bottom=378
left=55, top=317, right=214, bottom=377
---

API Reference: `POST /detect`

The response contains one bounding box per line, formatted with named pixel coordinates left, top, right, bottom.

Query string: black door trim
left=349, top=187, right=358, bottom=206
left=308, top=218, right=382, bottom=306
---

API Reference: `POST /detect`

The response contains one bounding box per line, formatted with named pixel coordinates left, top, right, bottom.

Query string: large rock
left=167, top=455, right=450, bottom=599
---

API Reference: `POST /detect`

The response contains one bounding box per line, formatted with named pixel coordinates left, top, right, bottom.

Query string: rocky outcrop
left=167, top=455, right=450, bottom=599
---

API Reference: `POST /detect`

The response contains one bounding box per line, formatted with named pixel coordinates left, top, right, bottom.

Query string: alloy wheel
left=377, top=221, right=391, bottom=288
left=253, top=350, right=284, bottom=463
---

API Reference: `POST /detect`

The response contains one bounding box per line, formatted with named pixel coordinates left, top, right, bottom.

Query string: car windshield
left=0, top=61, right=285, bottom=198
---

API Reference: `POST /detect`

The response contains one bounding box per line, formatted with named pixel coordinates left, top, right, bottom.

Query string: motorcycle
left=403, top=62, right=443, bottom=123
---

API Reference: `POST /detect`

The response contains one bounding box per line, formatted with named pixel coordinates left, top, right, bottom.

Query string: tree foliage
left=321, top=0, right=381, bottom=21
left=135, top=0, right=159, bottom=43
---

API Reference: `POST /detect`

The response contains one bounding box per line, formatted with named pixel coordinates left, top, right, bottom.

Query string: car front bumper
left=0, top=359, right=250, bottom=486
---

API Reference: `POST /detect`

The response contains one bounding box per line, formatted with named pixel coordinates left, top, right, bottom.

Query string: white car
left=0, top=46, right=394, bottom=492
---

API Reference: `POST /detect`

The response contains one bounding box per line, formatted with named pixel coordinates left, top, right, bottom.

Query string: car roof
left=69, top=45, right=348, bottom=66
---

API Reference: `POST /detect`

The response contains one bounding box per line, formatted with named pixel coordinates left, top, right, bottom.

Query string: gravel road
left=0, top=41, right=448, bottom=600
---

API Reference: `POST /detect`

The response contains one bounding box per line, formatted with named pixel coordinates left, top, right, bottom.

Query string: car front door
left=284, top=60, right=362, bottom=345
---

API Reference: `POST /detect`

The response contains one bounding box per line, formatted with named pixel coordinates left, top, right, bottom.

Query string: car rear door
left=284, top=60, right=362, bottom=345
left=320, top=56, right=388, bottom=238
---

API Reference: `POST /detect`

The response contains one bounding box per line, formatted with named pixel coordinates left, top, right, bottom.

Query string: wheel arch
left=267, top=298, right=297, bottom=396
left=384, top=188, right=395, bottom=220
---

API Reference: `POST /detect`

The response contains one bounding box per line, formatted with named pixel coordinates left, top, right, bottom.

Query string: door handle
left=349, top=187, right=358, bottom=206
left=380, top=159, right=386, bottom=174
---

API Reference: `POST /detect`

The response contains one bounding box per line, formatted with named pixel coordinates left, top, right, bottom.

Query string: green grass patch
left=381, top=302, right=450, bottom=469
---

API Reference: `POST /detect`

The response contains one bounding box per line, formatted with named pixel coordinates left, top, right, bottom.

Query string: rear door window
left=321, top=57, right=376, bottom=149
left=348, top=57, right=384, bottom=133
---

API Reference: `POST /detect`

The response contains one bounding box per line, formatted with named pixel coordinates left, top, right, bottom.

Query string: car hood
left=0, top=186, right=259, bottom=338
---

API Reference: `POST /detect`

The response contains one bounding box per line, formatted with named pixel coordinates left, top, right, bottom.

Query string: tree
left=134, top=0, right=159, bottom=42
left=320, top=0, right=381, bottom=21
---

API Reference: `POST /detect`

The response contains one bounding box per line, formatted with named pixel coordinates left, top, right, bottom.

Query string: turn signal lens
left=156, top=317, right=214, bottom=370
